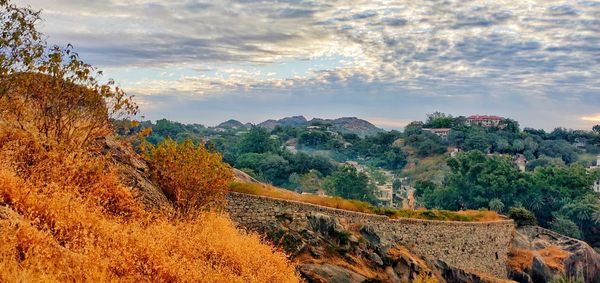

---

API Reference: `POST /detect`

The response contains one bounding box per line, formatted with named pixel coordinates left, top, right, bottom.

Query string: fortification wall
left=226, top=192, right=515, bottom=278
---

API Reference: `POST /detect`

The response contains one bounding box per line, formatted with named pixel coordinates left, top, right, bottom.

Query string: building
left=593, top=178, right=600, bottom=194
left=423, top=128, right=451, bottom=138
left=589, top=155, right=600, bottom=193
left=466, top=115, right=504, bottom=127
left=374, top=184, right=394, bottom=207
left=514, top=154, right=527, bottom=172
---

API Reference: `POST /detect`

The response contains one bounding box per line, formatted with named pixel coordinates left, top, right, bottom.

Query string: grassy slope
left=0, top=129, right=299, bottom=282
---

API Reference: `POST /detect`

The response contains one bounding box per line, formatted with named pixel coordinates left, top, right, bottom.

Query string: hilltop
left=254, top=116, right=384, bottom=137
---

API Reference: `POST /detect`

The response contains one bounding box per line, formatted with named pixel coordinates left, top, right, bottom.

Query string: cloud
left=13, top=0, right=600, bottom=129
left=581, top=114, right=600, bottom=122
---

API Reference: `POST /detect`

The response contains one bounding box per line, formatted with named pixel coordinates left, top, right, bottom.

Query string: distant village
left=350, top=115, right=600, bottom=208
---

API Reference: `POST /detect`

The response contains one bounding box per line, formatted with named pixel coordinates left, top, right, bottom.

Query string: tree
left=425, top=112, right=454, bottom=128
left=463, top=129, right=490, bottom=152
left=593, top=125, right=600, bottom=134
left=144, top=138, right=233, bottom=214
left=289, top=170, right=323, bottom=194
left=538, top=140, right=577, bottom=164
left=323, top=166, right=374, bottom=203
left=235, top=153, right=290, bottom=185
left=298, top=130, right=330, bottom=148
left=236, top=126, right=278, bottom=154
left=508, top=207, right=537, bottom=227
left=0, top=3, right=137, bottom=148
left=550, top=217, right=582, bottom=239
left=489, top=198, right=505, bottom=213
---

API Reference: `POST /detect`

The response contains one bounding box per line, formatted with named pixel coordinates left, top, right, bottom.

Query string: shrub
left=144, top=138, right=233, bottom=214
left=508, top=207, right=537, bottom=227
left=488, top=198, right=505, bottom=213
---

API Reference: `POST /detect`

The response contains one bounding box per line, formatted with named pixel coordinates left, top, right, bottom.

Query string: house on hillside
left=589, top=156, right=600, bottom=194
left=466, top=115, right=504, bottom=127
left=593, top=178, right=600, bottom=194
left=514, top=154, right=527, bottom=172
left=423, top=128, right=451, bottom=138
left=375, top=183, right=394, bottom=207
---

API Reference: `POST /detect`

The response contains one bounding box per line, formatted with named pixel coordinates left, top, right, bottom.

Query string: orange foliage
left=144, top=138, right=234, bottom=214
left=538, top=246, right=570, bottom=272
left=0, top=129, right=299, bottom=282
left=508, top=249, right=534, bottom=273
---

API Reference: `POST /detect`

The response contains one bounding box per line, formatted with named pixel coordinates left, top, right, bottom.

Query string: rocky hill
left=257, top=116, right=384, bottom=137
left=216, top=119, right=248, bottom=130
left=309, top=117, right=384, bottom=137
left=258, top=115, right=309, bottom=130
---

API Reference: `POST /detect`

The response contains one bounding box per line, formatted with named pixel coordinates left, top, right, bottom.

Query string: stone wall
left=226, top=192, right=515, bottom=278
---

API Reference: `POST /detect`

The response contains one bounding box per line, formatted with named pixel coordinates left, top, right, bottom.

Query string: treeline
left=116, top=119, right=412, bottom=204
left=415, top=150, right=600, bottom=248
left=414, top=112, right=600, bottom=167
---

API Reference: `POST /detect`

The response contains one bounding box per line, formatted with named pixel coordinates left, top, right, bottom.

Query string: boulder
left=98, top=137, right=172, bottom=210
left=299, top=264, right=367, bottom=283
left=509, top=226, right=600, bottom=283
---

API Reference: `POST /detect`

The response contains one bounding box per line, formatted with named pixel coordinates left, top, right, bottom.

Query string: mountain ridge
left=249, top=115, right=384, bottom=137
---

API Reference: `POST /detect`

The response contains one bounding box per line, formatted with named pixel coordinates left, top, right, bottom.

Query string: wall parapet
left=225, top=192, right=515, bottom=278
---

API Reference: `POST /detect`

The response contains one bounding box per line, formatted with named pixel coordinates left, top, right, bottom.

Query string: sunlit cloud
left=581, top=114, right=600, bottom=122
left=14, top=0, right=600, bottom=129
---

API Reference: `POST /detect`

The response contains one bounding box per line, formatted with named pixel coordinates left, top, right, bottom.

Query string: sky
left=16, top=0, right=600, bottom=130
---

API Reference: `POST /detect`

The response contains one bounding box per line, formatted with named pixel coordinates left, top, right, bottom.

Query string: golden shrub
left=144, top=138, right=234, bottom=214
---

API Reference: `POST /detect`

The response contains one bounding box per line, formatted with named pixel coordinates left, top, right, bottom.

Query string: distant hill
left=258, top=116, right=383, bottom=137
left=216, top=119, right=247, bottom=129
left=309, top=117, right=384, bottom=137
left=258, top=115, right=307, bottom=130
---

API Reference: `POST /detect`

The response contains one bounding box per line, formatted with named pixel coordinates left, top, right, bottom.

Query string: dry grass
left=538, top=246, right=570, bottom=272
left=229, top=181, right=504, bottom=222
left=508, top=249, right=534, bottom=273
left=0, top=129, right=300, bottom=282
left=508, top=246, right=569, bottom=274
left=229, top=181, right=375, bottom=213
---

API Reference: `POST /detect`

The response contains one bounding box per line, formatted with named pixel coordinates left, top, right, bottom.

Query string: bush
left=144, top=138, right=233, bottom=214
left=508, top=207, right=537, bottom=227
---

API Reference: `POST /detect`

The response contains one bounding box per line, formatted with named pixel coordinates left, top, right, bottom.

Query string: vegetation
left=323, top=166, right=375, bottom=203
left=416, top=150, right=600, bottom=247
left=508, top=207, right=538, bottom=227
left=144, top=138, right=233, bottom=214
left=0, top=2, right=299, bottom=281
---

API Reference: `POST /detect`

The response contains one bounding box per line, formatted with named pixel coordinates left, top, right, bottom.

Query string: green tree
left=550, top=217, right=582, bottom=239
left=508, top=207, right=537, bottom=227
left=323, top=166, right=374, bottom=203
left=237, top=126, right=279, bottom=154
left=489, top=198, right=505, bottom=213
left=425, top=112, right=454, bottom=128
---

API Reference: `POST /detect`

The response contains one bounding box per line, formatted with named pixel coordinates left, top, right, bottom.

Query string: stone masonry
left=226, top=192, right=515, bottom=278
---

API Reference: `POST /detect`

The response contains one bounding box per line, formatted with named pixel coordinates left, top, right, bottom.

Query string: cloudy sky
left=16, top=0, right=600, bottom=130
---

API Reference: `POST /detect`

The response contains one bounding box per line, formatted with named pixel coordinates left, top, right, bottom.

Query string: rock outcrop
left=98, top=137, right=172, bottom=210
left=508, top=226, right=600, bottom=283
